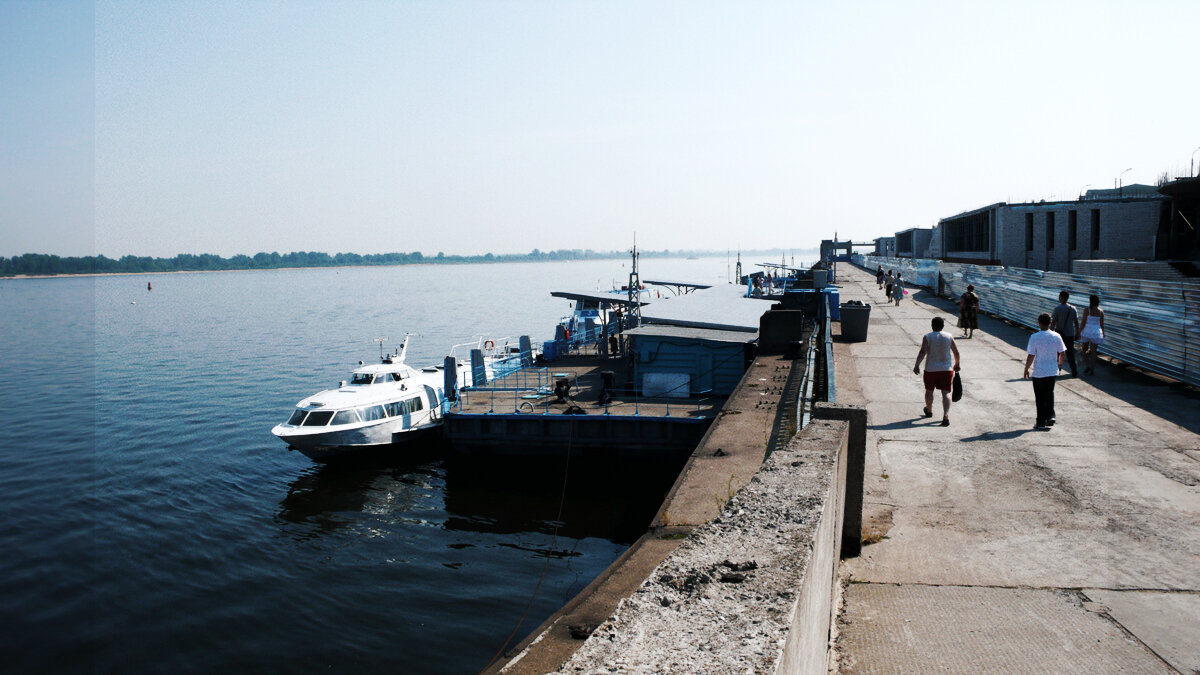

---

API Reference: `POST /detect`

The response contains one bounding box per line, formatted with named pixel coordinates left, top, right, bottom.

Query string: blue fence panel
left=853, top=254, right=1200, bottom=387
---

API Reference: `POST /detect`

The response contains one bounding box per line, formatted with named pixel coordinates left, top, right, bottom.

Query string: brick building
left=894, top=227, right=932, bottom=259
left=936, top=185, right=1177, bottom=272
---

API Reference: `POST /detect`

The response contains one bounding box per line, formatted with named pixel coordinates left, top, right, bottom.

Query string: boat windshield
left=301, top=410, right=334, bottom=426
left=287, top=409, right=307, bottom=425
left=350, top=372, right=405, bottom=385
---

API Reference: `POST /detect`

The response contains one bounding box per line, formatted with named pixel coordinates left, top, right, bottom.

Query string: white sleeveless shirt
left=925, top=331, right=955, bottom=372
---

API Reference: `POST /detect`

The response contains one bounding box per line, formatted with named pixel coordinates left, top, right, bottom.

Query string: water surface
left=0, top=258, right=730, bottom=673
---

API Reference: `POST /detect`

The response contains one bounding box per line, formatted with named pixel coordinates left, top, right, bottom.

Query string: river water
left=0, top=257, right=736, bottom=674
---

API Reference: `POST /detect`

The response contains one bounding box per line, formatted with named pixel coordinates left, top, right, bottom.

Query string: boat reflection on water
left=276, top=448, right=687, bottom=547
left=275, top=449, right=443, bottom=540
left=273, top=445, right=688, bottom=670
left=441, top=453, right=686, bottom=545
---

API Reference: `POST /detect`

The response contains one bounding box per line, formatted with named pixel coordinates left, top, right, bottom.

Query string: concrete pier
left=488, top=351, right=813, bottom=673
left=488, top=264, right=1199, bottom=674
left=833, top=264, right=1200, bottom=673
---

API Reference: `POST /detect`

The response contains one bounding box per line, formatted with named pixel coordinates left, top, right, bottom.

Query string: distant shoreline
left=0, top=263, right=437, bottom=281
left=0, top=249, right=817, bottom=281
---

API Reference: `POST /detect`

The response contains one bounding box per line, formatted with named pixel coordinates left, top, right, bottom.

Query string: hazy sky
left=3, top=1, right=1198, bottom=258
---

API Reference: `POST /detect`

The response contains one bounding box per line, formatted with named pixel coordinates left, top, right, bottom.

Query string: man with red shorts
left=913, top=316, right=961, bottom=426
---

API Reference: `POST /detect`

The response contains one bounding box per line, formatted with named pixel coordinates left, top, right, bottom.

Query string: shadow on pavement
left=958, top=428, right=1041, bottom=442
left=897, top=280, right=1200, bottom=437
left=869, top=417, right=949, bottom=431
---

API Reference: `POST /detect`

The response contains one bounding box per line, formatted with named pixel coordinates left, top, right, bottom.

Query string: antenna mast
left=627, top=235, right=642, bottom=328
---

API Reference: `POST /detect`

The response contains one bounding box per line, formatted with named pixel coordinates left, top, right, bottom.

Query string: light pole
left=1078, top=184, right=1091, bottom=200
left=1118, top=168, right=1132, bottom=196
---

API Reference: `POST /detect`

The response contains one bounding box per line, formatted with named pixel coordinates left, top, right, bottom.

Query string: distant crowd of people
left=874, top=265, right=1107, bottom=430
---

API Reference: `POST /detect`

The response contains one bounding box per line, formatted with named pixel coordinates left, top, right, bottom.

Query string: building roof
left=940, top=202, right=1006, bottom=222
left=639, top=283, right=767, bottom=333
left=643, top=279, right=712, bottom=290
left=622, top=324, right=756, bottom=343
left=549, top=289, right=650, bottom=306
left=1082, top=184, right=1162, bottom=200
left=1155, top=177, right=1200, bottom=198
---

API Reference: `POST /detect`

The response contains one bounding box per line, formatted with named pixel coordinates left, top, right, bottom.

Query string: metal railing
left=854, top=254, right=1200, bottom=387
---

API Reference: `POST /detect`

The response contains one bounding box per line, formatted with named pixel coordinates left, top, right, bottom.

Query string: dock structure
left=444, top=356, right=721, bottom=458
left=490, top=264, right=1200, bottom=674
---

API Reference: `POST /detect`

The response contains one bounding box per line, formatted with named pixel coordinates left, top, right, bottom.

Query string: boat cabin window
left=388, top=372, right=406, bottom=382
left=350, top=372, right=374, bottom=385
left=390, top=397, right=425, bottom=416
left=357, top=404, right=386, bottom=422
left=287, top=409, right=308, bottom=425
left=301, top=410, right=334, bottom=426
left=331, top=409, right=359, bottom=425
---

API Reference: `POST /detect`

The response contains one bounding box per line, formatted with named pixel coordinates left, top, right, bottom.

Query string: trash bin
left=840, top=302, right=871, bottom=342
left=823, top=287, right=840, bottom=320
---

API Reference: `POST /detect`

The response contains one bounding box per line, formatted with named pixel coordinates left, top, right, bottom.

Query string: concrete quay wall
left=550, top=418, right=852, bottom=674
left=493, top=346, right=865, bottom=673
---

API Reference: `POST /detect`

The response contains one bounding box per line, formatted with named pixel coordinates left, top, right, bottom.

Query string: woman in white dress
left=1079, top=294, right=1105, bottom=375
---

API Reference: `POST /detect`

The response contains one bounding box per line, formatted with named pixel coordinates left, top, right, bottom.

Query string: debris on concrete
left=556, top=421, right=843, bottom=673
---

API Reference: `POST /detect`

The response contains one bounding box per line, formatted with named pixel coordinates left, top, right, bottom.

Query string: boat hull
left=274, top=418, right=440, bottom=461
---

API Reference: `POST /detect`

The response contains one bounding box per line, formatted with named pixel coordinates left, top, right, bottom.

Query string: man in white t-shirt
left=1023, top=312, right=1066, bottom=429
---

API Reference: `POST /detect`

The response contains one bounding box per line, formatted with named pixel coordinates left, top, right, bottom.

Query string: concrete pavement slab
left=1083, top=589, right=1200, bottom=674
left=846, top=343, right=924, bottom=359
left=837, top=584, right=1171, bottom=674
left=853, top=323, right=915, bottom=346
left=833, top=263, right=1200, bottom=672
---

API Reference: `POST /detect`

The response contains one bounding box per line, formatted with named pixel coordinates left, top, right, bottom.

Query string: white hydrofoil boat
left=271, top=336, right=480, bottom=461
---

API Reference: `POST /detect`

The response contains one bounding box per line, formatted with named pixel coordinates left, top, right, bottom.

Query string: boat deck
left=453, top=356, right=724, bottom=419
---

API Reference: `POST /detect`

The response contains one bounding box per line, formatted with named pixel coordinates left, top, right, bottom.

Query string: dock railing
left=455, top=364, right=715, bottom=418
left=855, top=253, right=1200, bottom=387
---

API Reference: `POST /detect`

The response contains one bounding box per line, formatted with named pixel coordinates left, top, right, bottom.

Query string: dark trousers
left=1062, top=336, right=1077, bottom=375
left=1032, top=376, right=1056, bottom=424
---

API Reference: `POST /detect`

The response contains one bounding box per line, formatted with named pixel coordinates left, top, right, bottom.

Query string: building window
left=1025, top=213, right=1033, bottom=251
left=1046, top=212, right=1056, bottom=249
left=943, top=212, right=989, bottom=252
left=1091, top=210, right=1100, bottom=250
left=1068, top=211, right=1077, bottom=250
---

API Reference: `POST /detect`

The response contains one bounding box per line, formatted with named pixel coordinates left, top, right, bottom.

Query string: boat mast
left=397, top=333, right=410, bottom=363
left=627, top=235, right=641, bottom=328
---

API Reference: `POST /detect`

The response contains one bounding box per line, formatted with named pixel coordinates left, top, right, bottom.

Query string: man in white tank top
left=913, top=316, right=960, bottom=426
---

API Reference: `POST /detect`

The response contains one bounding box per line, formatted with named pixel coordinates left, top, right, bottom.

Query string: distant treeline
left=0, top=248, right=766, bottom=277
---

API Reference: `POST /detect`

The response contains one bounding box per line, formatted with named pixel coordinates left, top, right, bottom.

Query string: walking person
left=1051, top=290, right=1079, bottom=376
left=958, top=284, right=980, bottom=338
left=1023, top=312, right=1066, bottom=429
left=1079, top=294, right=1105, bottom=375
left=893, top=273, right=905, bottom=306
left=913, top=316, right=960, bottom=426
left=876, top=266, right=885, bottom=290
left=884, top=270, right=894, bottom=302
